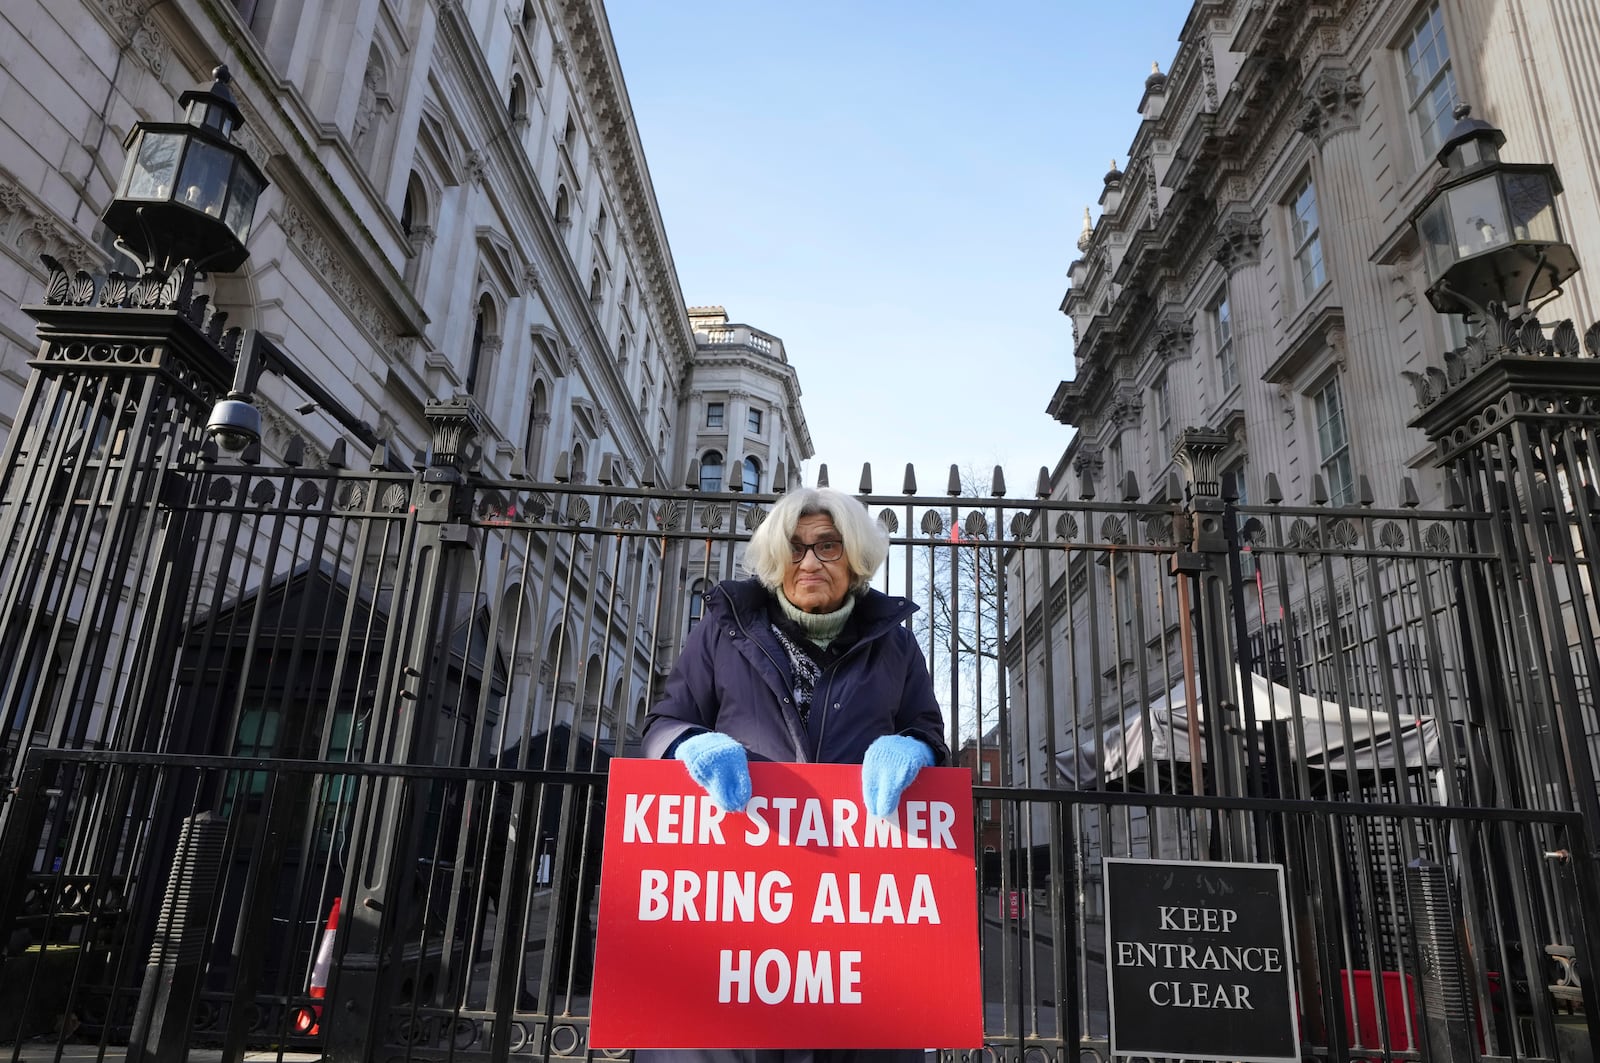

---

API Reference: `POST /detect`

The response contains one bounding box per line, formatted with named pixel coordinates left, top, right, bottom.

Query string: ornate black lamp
left=1410, top=105, right=1578, bottom=318
left=100, top=65, right=267, bottom=274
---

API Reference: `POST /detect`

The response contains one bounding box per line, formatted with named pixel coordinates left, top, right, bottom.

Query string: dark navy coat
left=642, top=578, right=949, bottom=768
left=637, top=579, right=949, bottom=1063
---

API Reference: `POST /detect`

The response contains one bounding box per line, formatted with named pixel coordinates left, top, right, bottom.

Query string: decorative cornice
left=280, top=203, right=417, bottom=368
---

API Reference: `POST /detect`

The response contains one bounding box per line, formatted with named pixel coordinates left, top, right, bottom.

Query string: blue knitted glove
left=862, top=735, right=936, bottom=817
left=674, top=731, right=752, bottom=813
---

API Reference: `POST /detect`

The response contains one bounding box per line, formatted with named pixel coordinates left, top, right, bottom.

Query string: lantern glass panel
left=1417, top=199, right=1455, bottom=281
left=224, top=166, right=264, bottom=242
left=1505, top=172, right=1559, bottom=242
left=190, top=100, right=235, bottom=139
left=1445, top=177, right=1510, bottom=257
left=176, top=140, right=232, bottom=217
left=125, top=131, right=185, bottom=200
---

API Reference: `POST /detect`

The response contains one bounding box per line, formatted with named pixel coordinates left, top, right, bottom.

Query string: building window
left=520, top=0, right=536, bottom=36
left=705, top=402, right=725, bottom=428
left=596, top=202, right=608, bottom=241
left=742, top=456, right=760, bottom=494
left=688, top=580, right=709, bottom=632
left=1225, top=458, right=1253, bottom=575
left=1289, top=175, right=1327, bottom=299
left=747, top=408, right=763, bottom=434
left=699, top=450, right=723, bottom=493
left=980, top=762, right=992, bottom=782
left=1401, top=2, right=1457, bottom=155
left=508, top=75, right=528, bottom=122
left=1213, top=291, right=1236, bottom=395
left=554, top=184, right=571, bottom=227
left=1154, top=375, right=1173, bottom=458
left=1313, top=377, right=1355, bottom=506
left=466, top=294, right=494, bottom=398
left=588, top=268, right=602, bottom=305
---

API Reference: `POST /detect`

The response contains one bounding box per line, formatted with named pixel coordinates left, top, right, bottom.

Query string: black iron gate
left=3, top=268, right=1600, bottom=1063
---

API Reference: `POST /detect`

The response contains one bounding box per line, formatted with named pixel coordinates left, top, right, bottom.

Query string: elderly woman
left=643, top=485, right=949, bottom=823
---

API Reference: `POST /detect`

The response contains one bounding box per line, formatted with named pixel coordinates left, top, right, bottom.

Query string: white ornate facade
left=1016, top=0, right=1600, bottom=792
left=0, top=0, right=813, bottom=746
left=1053, top=0, right=1600, bottom=512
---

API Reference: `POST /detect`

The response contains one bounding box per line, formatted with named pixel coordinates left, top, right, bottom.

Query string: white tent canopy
left=1053, top=670, right=1440, bottom=788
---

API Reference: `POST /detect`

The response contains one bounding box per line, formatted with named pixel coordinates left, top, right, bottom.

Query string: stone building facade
left=675, top=305, right=813, bottom=635
left=1016, top=0, right=1600, bottom=792
left=1053, top=0, right=1600, bottom=513
left=0, top=0, right=811, bottom=750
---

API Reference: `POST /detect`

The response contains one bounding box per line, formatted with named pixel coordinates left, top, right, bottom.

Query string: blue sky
left=606, top=0, right=1195, bottom=493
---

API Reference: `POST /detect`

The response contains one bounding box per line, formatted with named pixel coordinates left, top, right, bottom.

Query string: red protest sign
left=589, top=760, right=981, bottom=1050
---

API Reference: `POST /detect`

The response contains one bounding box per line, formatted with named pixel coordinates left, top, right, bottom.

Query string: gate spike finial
left=858, top=463, right=872, bottom=494
left=817, top=463, right=829, bottom=488
left=1122, top=470, right=1140, bottom=501
left=1036, top=466, right=1051, bottom=498
left=684, top=457, right=700, bottom=490
left=903, top=464, right=917, bottom=495
left=991, top=465, right=1006, bottom=497
left=1265, top=473, right=1284, bottom=504
left=947, top=464, right=962, bottom=496
left=1401, top=477, right=1420, bottom=508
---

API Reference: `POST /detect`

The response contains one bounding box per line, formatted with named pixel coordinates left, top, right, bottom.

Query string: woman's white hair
left=747, top=486, right=889, bottom=595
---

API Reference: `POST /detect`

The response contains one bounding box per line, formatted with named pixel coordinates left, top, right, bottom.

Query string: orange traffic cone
left=294, top=897, right=341, bottom=1036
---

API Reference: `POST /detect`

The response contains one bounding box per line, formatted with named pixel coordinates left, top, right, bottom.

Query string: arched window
left=688, top=580, right=710, bottom=632
left=524, top=378, right=549, bottom=476
left=571, top=442, right=587, bottom=484
left=353, top=47, right=388, bottom=170
left=742, top=456, right=760, bottom=494
left=555, top=184, right=571, bottom=226
left=400, top=177, right=418, bottom=238
left=699, top=450, right=723, bottom=493
left=589, top=268, right=603, bottom=305
left=466, top=294, right=494, bottom=397
left=508, top=75, right=528, bottom=122
left=400, top=172, right=430, bottom=288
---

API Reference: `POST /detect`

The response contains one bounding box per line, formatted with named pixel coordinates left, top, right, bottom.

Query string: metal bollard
left=126, top=812, right=229, bottom=1063
left=1407, top=857, right=1476, bottom=1063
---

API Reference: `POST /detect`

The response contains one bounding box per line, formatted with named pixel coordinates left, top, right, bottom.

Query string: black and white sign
left=1105, top=858, right=1298, bottom=1063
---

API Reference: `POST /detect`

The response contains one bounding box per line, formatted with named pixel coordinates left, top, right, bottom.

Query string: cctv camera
left=206, top=394, right=262, bottom=452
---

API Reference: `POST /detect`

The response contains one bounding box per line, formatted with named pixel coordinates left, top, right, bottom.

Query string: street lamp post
left=1406, top=106, right=1600, bottom=1062
left=0, top=64, right=270, bottom=1063
left=1409, top=105, right=1579, bottom=321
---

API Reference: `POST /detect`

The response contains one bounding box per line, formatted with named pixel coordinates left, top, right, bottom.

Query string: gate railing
left=6, top=746, right=1600, bottom=1063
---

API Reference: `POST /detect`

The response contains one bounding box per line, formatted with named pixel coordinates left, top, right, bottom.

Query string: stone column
left=1213, top=210, right=1272, bottom=470
left=1299, top=70, right=1421, bottom=501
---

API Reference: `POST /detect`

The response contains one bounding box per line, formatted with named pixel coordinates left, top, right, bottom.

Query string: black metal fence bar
left=5, top=748, right=1599, bottom=1063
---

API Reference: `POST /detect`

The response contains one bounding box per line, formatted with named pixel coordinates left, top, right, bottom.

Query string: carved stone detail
left=281, top=203, right=414, bottom=367
left=1299, top=70, right=1365, bottom=146
left=1213, top=212, right=1263, bottom=274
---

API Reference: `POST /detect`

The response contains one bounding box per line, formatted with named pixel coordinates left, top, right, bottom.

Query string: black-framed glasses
left=789, top=539, right=844, bottom=563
